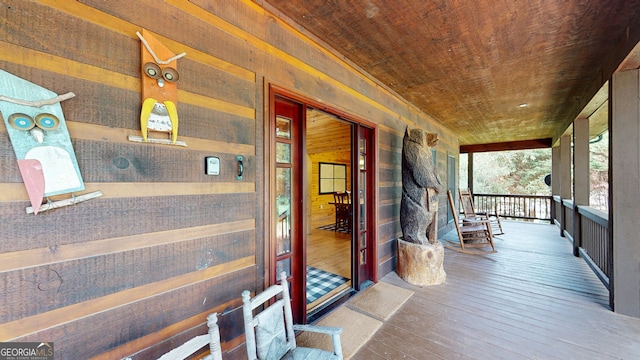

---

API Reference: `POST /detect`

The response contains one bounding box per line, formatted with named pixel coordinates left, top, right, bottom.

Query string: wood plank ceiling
left=260, top=0, right=640, bottom=147
left=306, top=109, right=352, bottom=155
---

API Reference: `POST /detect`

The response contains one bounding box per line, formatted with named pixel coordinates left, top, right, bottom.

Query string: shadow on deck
left=354, top=221, right=640, bottom=359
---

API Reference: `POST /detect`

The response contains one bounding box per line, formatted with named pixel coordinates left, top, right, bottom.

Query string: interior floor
left=305, top=107, right=354, bottom=313
left=306, top=223, right=352, bottom=312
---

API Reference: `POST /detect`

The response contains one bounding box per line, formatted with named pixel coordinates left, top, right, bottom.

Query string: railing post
left=549, top=196, right=555, bottom=223
left=573, top=204, right=582, bottom=257
left=560, top=199, right=566, bottom=237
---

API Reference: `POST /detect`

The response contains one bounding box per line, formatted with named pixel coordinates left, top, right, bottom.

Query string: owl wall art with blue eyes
left=0, top=69, right=85, bottom=214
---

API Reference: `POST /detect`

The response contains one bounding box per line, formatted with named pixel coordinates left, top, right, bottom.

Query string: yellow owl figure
left=137, top=29, right=185, bottom=144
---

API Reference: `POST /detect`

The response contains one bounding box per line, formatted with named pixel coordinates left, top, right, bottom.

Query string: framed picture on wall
left=319, top=162, right=346, bottom=194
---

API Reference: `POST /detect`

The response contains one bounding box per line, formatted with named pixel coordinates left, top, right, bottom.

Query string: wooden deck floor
left=353, top=221, right=640, bottom=359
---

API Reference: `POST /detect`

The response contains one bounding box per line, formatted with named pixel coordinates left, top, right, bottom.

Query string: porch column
left=560, top=135, right=572, bottom=237
left=551, top=145, right=561, bottom=223
left=611, top=69, right=640, bottom=317
left=573, top=118, right=589, bottom=256
left=467, top=152, right=474, bottom=194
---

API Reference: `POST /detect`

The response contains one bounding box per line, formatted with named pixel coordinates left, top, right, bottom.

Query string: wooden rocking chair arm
left=477, top=211, right=501, bottom=219
left=461, top=218, right=491, bottom=226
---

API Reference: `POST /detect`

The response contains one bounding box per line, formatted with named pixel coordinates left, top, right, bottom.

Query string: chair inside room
left=459, top=188, right=504, bottom=235
left=242, top=272, right=344, bottom=360
left=333, top=191, right=352, bottom=232
left=446, top=190, right=496, bottom=254
left=157, top=312, right=223, bottom=360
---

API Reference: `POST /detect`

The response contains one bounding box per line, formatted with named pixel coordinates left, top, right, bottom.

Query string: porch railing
left=472, top=193, right=553, bottom=222
left=577, top=206, right=611, bottom=288
left=553, top=197, right=611, bottom=289
left=563, top=199, right=574, bottom=240
left=466, top=193, right=610, bottom=291
left=471, top=194, right=610, bottom=290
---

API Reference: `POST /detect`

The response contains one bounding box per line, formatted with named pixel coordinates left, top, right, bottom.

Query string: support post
left=610, top=69, right=640, bottom=317
left=467, top=152, right=474, bottom=194
left=573, top=118, right=589, bottom=256
left=551, top=146, right=561, bottom=224
left=560, top=135, right=572, bottom=237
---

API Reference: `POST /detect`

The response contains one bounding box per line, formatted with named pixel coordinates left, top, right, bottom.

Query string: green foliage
left=460, top=149, right=552, bottom=195
left=459, top=130, right=609, bottom=211
left=589, top=131, right=608, bottom=210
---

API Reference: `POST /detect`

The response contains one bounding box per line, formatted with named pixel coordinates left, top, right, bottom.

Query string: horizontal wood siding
left=0, top=0, right=458, bottom=358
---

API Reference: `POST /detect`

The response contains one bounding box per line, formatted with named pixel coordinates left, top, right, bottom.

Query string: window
left=319, top=162, right=346, bottom=194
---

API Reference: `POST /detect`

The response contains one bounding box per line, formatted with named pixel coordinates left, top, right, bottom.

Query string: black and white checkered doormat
left=306, top=266, right=350, bottom=304
left=317, top=223, right=351, bottom=234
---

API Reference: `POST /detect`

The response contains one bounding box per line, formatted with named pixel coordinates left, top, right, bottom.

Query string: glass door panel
left=275, top=116, right=293, bottom=277
left=354, top=125, right=374, bottom=289
left=273, top=97, right=304, bottom=323
left=276, top=167, right=291, bottom=272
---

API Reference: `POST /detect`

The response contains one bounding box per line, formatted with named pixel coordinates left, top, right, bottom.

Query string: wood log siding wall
left=0, top=0, right=458, bottom=358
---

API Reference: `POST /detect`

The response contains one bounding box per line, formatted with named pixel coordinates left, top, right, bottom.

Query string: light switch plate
left=205, top=156, right=220, bottom=175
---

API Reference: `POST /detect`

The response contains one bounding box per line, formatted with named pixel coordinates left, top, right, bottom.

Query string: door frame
left=352, top=124, right=376, bottom=290
left=265, top=84, right=378, bottom=319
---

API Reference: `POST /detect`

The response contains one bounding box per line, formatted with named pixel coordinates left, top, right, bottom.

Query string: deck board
left=352, top=221, right=640, bottom=359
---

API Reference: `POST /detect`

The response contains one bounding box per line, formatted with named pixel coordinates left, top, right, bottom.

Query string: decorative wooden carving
left=0, top=69, right=102, bottom=214
left=129, top=29, right=187, bottom=146
left=400, top=127, right=442, bottom=245
left=398, top=127, right=445, bottom=286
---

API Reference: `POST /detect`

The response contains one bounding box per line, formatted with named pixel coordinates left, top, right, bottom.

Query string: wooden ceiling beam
left=460, top=138, right=553, bottom=153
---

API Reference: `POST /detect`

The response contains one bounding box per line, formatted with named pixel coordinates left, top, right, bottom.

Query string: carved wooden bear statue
left=400, top=127, right=442, bottom=245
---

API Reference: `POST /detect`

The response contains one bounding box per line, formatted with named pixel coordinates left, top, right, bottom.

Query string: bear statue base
left=397, top=238, right=446, bottom=286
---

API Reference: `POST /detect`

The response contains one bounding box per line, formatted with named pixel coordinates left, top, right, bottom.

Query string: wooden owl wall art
left=129, top=29, right=187, bottom=146
left=0, top=69, right=102, bottom=215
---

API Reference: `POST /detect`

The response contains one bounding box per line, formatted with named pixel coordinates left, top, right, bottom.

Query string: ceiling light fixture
left=518, top=103, right=528, bottom=108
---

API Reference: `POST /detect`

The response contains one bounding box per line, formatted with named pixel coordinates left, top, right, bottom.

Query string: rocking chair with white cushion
left=242, top=272, right=343, bottom=360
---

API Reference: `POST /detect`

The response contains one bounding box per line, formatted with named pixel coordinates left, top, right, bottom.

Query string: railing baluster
left=470, top=193, right=557, bottom=222
left=576, top=205, right=610, bottom=289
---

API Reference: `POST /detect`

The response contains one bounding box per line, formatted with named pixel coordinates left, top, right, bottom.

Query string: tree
left=459, top=131, right=609, bottom=212
left=589, top=131, right=608, bottom=211
left=461, top=149, right=551, bottom=195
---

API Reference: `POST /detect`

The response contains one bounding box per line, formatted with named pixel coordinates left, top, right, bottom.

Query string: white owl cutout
left=0, top=69, right=102, bottom=214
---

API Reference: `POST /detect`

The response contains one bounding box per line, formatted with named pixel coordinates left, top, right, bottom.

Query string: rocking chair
left=459, top=188, right=504, bottom=235
left=157, top=312, right=223, bottom=360
left=446, top=190, right=496, bottom=254
left=242, top=272, right=343, bottom=360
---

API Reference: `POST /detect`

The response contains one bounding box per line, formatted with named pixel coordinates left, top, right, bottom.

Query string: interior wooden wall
left=306, top=111, right=352, bottom=227
left=0, top=0, right=458, bottom=358
left=308, top=152, right=351, bottom=226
